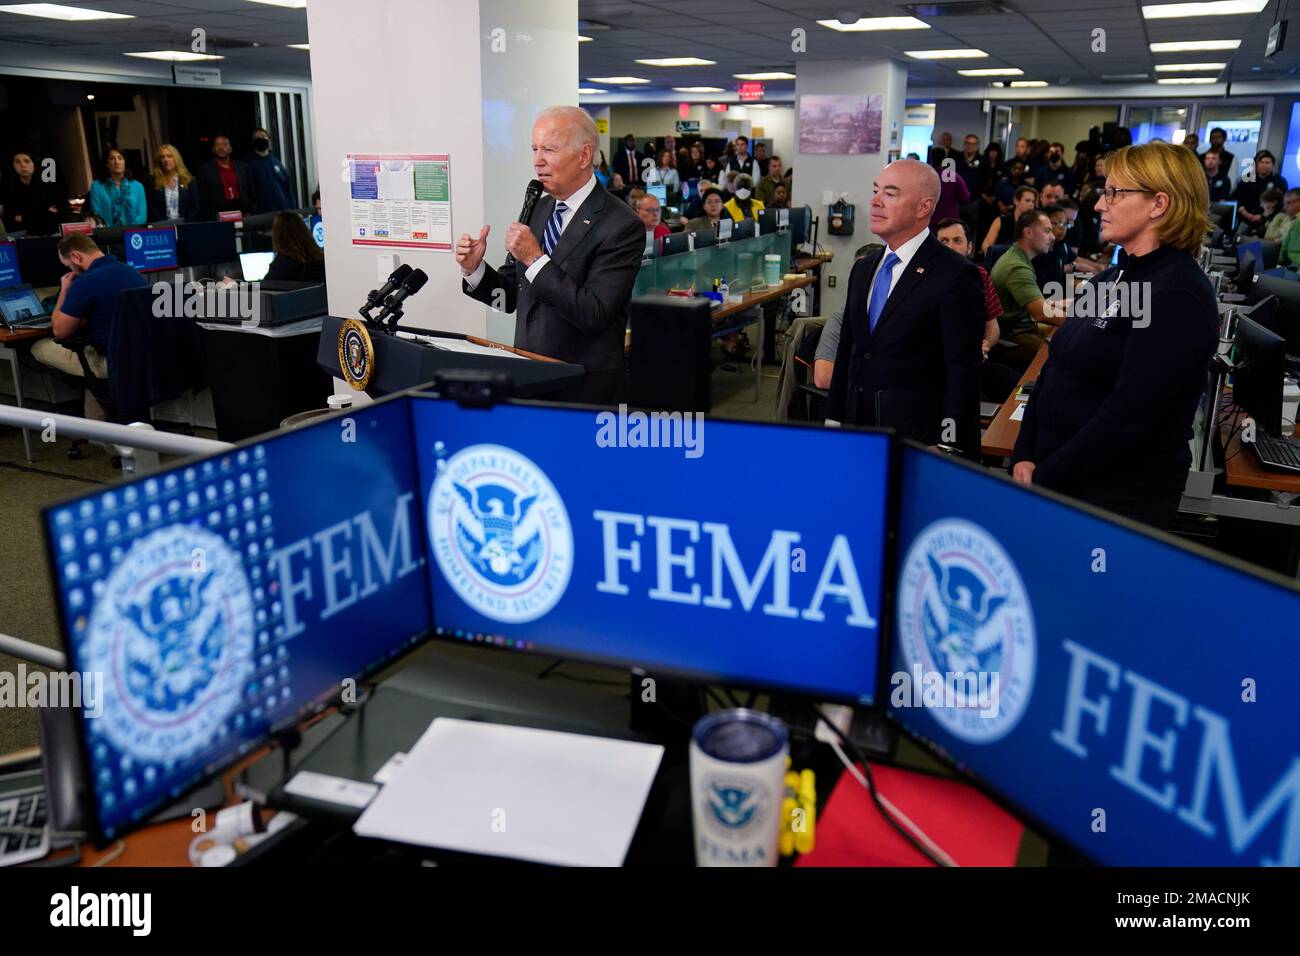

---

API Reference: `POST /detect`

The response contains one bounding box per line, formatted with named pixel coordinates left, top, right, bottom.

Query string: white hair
left=535, top=105, right=599, bottom=155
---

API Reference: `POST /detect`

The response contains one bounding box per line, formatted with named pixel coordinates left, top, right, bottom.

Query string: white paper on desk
left=1009, top=403, right=1027, bottom=421
left=352, top=719, right=664, bottom=867
left=398, top=333, right=527, bottom=359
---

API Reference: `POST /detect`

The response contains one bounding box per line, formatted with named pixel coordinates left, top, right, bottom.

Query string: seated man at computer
left=989, top=209, right=1066, bottom=372
left=29, top=234, right=147, bottom=419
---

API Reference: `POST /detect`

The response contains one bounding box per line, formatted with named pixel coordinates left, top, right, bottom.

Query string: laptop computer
left=0, top=285, right=54, bottom=331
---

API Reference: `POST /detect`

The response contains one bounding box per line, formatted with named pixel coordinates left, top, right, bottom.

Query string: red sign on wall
left=738, top=82, right=765, bottom=102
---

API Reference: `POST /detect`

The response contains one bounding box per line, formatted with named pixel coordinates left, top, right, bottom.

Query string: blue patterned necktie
left=868, top=250, right=900, bottom=334
left=542, top=201, right=568, bottom=256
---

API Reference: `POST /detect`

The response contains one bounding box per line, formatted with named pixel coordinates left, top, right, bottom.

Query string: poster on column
left=348, top=153, right=453, bottom=250
left=798, top=95, right=883, bottom=154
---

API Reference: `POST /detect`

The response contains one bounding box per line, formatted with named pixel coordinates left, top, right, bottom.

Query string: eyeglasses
left=1101, top=186, right=1153, bottom=203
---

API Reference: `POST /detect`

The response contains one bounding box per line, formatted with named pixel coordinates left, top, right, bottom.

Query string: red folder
left=796, top=762, right=1024, bottom=867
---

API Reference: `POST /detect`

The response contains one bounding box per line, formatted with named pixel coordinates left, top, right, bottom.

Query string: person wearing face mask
left=246, top=127, right=298, bottom=214
left=1, top=148, right=64, bottom=235
left=723, top=174, right=764, bottom=222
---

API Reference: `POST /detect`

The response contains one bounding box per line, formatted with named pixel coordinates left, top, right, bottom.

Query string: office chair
left=52, top=332, right=121, bottom=464
left=985, top=243, right=1011, bottom=272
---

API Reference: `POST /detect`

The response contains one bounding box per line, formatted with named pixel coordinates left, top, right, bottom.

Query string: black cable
left=536, top=659, right=564, bottom=680
left=811, top=703, right=947, bottom=867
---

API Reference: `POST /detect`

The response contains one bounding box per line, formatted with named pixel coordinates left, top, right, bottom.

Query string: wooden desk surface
left=1220, top=406, right=1300, bottom=494
left=711, top=274, right=816, bottom=323
left=0, top=326, right=51, bottom=345
left=981, top=342, right=1050, bottom=458
left=794, top=253, right=834, bottom=270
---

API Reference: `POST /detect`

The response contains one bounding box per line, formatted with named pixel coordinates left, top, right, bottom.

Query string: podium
left=317, top=315, right=585, bottom=398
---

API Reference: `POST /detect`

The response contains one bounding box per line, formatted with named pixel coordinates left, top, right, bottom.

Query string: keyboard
left=0, top=785, right=49, bottom=866
left=1250, top=432, right=1300, bottom=473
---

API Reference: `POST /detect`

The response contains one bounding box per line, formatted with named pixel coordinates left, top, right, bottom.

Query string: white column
left=306, top=0, right=577, bottom=352
left=794, top=59, right=907, bottom=318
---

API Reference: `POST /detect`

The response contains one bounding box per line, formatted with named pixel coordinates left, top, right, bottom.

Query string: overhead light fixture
left=125, top=50, right=225, bottom=62
left=747, top=104, right=776, bottom=109
left=1157, top=76, right=1221, bottom=83
left=578, top=88, right=607, bottom=94
left=733, top=71, right=796, bottom=80
left=245, top=0, right=307, bottom=8
left=0, top=3, right=133, bottom=20
left=1009, top=81, right=1049, bottom=87
left=1149, top=39, right=1242, bottom=51
left=578, top=35, right=592, bottom=42
left=586, top=76, right=650, bottom=84
left=673, top=86, right=724, bottom=93
left=1154, top=62, right=1226, bottom=71
left=1142, top=0, right=1267, bottom=18
left=906, top=49, right=988, bottom=59
left=958, top=67, right=1024, bottom=76
left=818, top=16, right=930, bottom=31
left=635, top=57, right=716, bottom=67
left=287, top=43, right=310, bottom=51
left=1101, top=73, right=1151, bottom=79
left=920, top=102, right=936, bottom=108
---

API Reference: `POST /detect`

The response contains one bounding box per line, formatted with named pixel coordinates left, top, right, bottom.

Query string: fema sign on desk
left=890, top=447, right=1300, bottom=867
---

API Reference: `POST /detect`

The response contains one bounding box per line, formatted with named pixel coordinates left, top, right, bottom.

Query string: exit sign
left=710, top=103, right=729, bottom=113
left=738, top=82, right=765, bottom=102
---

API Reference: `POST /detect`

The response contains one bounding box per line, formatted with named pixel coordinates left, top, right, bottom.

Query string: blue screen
left=412, top=398, right=889, bottom=703
left=888, top=447, right=1300, bottom=866
left=44, top=397, right=430, bottom=841
left=124, top=228, right=178, bottom=272
left=1282, top=102, right=1300, bottom=188
left=0, top=241, right=19, bottom=287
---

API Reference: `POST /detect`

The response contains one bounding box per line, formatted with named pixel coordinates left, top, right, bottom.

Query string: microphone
left=376, top=268, right=428, bottom=325
left=503, top=179, right=545, bottom=267
left=361, top=264, right=413, bottom=317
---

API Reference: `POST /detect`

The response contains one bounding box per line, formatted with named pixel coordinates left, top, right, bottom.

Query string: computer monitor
left=0, top=240, right=20, bottom=288
left=756, top=209, right=782, bottom=235
left=1210, top=201, right=1238, bottom=234
left=410, top=396, right=891, bottom=704
left=731, top=220, right=756, bottom=241
left=42, top=396, right=431, bottom=843
left=690, top=228, right=717, bottom=249
left=307, top=214, right=324, bottom=249
left=680, top=179, right=698, bottom=202
left=176, top=221, right=238, bottom=269
left=1233, top=315, right=1287, bottom=435
left=888, top=444, right=1300, bottom=866
left=647, top=184, right=667, bottom=205
left=239, top=251, right=275, bottom=282
left=123, top=227, right=178, bottom=273
left=92, top=225, right=128, bottom=246
left=1237, top=238, right=1262, bottom=274
left=660, top=231, right=691, bottom=257
left=788, top=206, right=811, bottom=247
left=1236, top=247, right=1257, bottom=293
left=717, top=218, right=733, bottom=241
left=0, top=285, right=47, bottom=327
left=15, top=236, right=67, bottom=287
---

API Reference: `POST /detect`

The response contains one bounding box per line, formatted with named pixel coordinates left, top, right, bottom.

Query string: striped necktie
left=543, top=201, right=568, bottom=256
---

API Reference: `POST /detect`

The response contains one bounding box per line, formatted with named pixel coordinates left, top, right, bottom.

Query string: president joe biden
left=456, top=106, right=643, bottom=405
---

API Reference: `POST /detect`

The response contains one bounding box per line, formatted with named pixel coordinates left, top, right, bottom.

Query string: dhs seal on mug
left=690, top=709, right=789, bottom=867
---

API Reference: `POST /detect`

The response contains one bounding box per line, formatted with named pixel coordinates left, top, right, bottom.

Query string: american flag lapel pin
left=916, top=266, right=925, bottom=274
left=583, top=219, right=591, bottom=225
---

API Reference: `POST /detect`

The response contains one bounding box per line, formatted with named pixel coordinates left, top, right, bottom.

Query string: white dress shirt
left=463, top=174, right=598, bottom=290
left=865, top=226, right=929, bottom=313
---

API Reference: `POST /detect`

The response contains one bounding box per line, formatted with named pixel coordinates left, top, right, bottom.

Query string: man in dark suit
left=825, top=159, right=986, bottom=458
left=457, top=106, right=644, bottom=405
left=196, top=135, right=259, bottom=220
left=611, top=133, right=642, bottom=189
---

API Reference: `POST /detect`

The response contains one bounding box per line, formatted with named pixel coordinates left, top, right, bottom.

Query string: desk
left=981, top=341, right=1049, bottom=459
left=0, top=326, right=52, bottom=463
